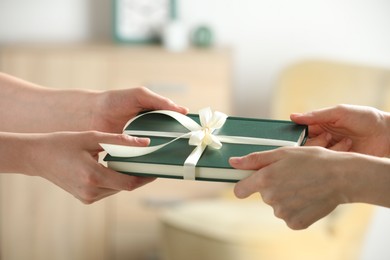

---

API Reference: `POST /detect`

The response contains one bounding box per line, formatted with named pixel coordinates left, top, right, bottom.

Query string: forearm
left=0, top=72, right=99, bottom=132
left=0, top=132, right=35, bottom=174
left=339, top=152, right=390, bottom=207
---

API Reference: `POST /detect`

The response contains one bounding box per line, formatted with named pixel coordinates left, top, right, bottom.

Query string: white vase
left=163, top=19, right=188, bottom=52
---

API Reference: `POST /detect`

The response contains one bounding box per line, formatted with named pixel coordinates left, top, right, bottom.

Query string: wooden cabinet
left=0, top=45, right=232, bottom=112
left=0, top=45, right=233, bottom=260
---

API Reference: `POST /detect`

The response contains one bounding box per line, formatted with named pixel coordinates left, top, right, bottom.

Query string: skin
left=230, top=104, right=390, bottom=230
left=291, top=104, right=390, bottom=157
left=0, top=72, right=188, bottom=204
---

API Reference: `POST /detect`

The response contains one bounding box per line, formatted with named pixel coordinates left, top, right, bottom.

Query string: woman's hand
left=230, top=147, right=356, bottom=229
left=0, top=131, right=155, bottom=204
left=91, top=87, right=189, bottom=133
left=291, top=104, right=390, bottom=157
left=231, top=146, right=390, bottom=229
left=0, top=72, right=188, bottom=134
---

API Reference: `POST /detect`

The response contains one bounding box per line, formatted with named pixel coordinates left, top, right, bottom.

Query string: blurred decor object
left=192, top=25, right=214, bottom=48
left=113, top=0, right=169, bottom=43
left=159, top=199, right=373, bottom=260
left=162, top=0, right=188, bottom=52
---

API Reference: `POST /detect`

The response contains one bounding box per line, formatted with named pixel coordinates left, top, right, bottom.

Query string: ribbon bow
left=189, top=107, right=227, bottom=149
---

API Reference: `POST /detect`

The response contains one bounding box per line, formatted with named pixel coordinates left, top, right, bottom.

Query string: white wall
left=1, top=0, right=390, bottom=258
left=0, top=0, right=90, bottom=43
left=2, top=0, right=390, bottom=117
left=179, top=0, right=390, bottom=117
left=360, top=207, right=390, bottom=260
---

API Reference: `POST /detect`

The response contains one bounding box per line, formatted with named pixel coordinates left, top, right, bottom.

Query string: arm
left=0, top=72, right=188, bottom=203
left=230, top=104, right=390, bottom=229
left=0, top=72, right=188, bottom=133
left=0, top=72, right=96, bottom=132
left=230, top=147, right=390, bottom=230
left=0, top=130, right=156, bottom=204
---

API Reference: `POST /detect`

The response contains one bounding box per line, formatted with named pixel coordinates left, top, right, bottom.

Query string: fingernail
left=229, top=157, right=242, bottom=164
left=234, top=185, right=246, bottom=198
left=135, top=137, right=150, bottom=145
left=291, top=112, right=304, bottom=117
left=180, top=106, right=190, bottom=114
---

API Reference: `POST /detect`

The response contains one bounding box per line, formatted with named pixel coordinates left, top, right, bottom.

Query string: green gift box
left=103, top=110, right=307, bottom=183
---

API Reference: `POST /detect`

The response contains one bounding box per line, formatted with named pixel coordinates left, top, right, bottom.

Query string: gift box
left=101, top=108, right=307, bottom=182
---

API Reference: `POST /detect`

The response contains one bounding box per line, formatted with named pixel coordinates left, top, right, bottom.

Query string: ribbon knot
left=189, top=107, right=227, bottom=149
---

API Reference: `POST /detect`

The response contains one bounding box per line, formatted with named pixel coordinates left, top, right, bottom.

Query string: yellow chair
left=159, top=198, right=372, bottom=260
left=159, top=60, right=390, bottom=260
left=271, top=59, right=390, bottom=119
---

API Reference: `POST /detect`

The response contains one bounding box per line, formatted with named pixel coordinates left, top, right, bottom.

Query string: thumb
left=229, top=150, right=279, bottom=170
left=290, top=106, right=339, bottom=125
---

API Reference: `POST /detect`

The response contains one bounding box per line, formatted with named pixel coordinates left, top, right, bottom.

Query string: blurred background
left=1, top=0, right=390, bottom=259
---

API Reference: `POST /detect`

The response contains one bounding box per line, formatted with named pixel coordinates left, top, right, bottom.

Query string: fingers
left=306, top=125, right=328, bottom=137
left=76, top=188, right=119, bottom=205
left=230, top=150, right=282, bottom=199
left=135, top=87, right=189, bottom=114
left=304, top=132, right=332, bottom=147
left=303, top=130, right=352, bottom=154
left=274, top=200, right=337, bottom=230
left=291, top=202, right=337, bottom=230
left=328, top=137, right=352, bottom=151
left=290, top=108, right=339, bottom=139
left=72, top=131, right=156, bottom=203
left=290, top=106, right=340, bottom=126
left=86, top=131, right=150, bottom=151
left=102, top=132, right=150, bottom=146
left=234, top=175, right=261, bottom=199
left=229, top=150, right=280, bottom=170
left=94, top=132, right=155, bottom=190
left=96, top=164, right=156, bottom=191
left=75, top=164, right=156, bottom=204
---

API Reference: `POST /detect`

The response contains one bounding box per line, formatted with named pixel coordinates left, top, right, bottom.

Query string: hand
left=0, top=74, right=188, bottom=133
left=291, top=104, right=390, bottom=157
left=13, top=131, right=155, bottom=204
left=91, top=87, right=189, bottom=133
left=230, top=147, right=352, bottom=230
left=59, top=88, right=186, bottom=202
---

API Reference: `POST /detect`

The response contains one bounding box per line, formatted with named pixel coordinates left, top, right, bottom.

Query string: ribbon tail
left=100, top=143, right=166, bottom=157
left=183, top=143, right=207, bottom=180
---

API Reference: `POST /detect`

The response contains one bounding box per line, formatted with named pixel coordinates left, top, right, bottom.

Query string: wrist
left=0, top=132, right=37, bottom=175
left=338, top=152, right=390, bottom=207
left=0, top=71, right=100, bottom=132
left=328, top=152, right=356, bottom=205
left=38, top=88, right=100, bottom=132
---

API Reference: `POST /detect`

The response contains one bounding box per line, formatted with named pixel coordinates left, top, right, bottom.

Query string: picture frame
left=113, top=0, right=170, bottom=44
